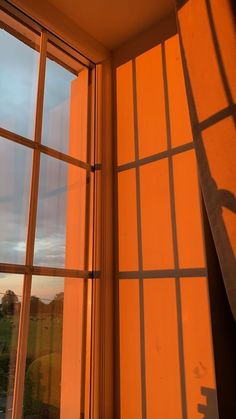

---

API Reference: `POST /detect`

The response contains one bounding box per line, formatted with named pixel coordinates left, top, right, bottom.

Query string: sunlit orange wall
left=116, top=33, right=218, bottom=419
left=177, top=0, right=236, bottom=319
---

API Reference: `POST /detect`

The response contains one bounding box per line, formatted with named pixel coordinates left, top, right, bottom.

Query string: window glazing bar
left=0, top=0, right=95, bottom=68
left=12, top=31, right=47, bottom=419
left=0, top=126, right=92, bottom=170
left=0, top=263, right=91, bottom=277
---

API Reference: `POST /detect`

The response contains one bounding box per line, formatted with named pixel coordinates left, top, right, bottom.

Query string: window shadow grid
left=117, top=141, right=194, bottom=172
left=177, top=9, right=236, bottom=321
left=205, top=0, right=235, bottom=119
left=115, top=15, right=236, bottom=415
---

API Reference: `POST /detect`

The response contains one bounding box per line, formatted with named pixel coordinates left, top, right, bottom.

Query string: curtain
left=175, top=0, right=236, bottom=320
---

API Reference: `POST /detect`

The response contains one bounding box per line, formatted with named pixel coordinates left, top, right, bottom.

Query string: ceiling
left=47, top=0, right=175, bottom=50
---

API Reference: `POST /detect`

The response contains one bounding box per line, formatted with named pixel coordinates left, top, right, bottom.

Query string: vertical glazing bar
left=81, top=68, right=93, bottom=418
left=84, top=67, right=96, bottom=419
left=89, top=65, right=102, bottom=419
left=12, top=31, right=47, bottom=419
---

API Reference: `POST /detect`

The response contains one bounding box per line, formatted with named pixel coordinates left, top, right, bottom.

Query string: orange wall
left=115, top=33, right=218, bottom=419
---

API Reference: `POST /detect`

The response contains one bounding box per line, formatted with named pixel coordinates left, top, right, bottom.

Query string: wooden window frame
left=0, top=2, right=106, bottom=418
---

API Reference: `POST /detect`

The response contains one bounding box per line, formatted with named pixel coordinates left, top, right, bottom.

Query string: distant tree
left=2, top=290, right=18, bottom=315
left=50, top=293, right=64, bottom=316
left=30, top=296, right=45, bottom=315
left=54, top=292, right=64, bottom=301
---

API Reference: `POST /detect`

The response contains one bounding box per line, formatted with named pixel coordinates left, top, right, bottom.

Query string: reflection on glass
left=34, top=154, right=86, bottom=269
left=0, top=137, right=32, bottom=264
left=23, top=276, right=64, bottom=419
left=42, top=57, right=76, bottom=154
left=0, top=274, right=22, bottom=418
left=0, top=29, right=39, bottom=139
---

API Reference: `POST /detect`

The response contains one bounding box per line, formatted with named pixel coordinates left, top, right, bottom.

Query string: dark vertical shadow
left=203, top=201, right=236, bottom=419
left=132, top=58, right=147, bottom=419
left=197, top=387, right=219, bottom=419
left=162, top=41, right=188, bottom=419
left=229, top=0, right=236, bottom=19
left=175, top=0, right=190, bottom=9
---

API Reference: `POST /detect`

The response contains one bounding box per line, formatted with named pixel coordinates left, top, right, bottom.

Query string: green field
left=0, top=313, right=62, bottom=418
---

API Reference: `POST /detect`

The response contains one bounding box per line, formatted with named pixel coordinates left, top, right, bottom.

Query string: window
left=0, top=6, right=96, bottom=419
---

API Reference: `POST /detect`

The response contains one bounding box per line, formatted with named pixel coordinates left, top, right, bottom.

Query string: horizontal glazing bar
left=0, top=126, right=91, bottom=170
left=0, top=0, right=95, bottom=68
left=39, top=143, right=89, bottom=169
left=117, top=141, right=194, bottom=172
left=118, top=267, right=207, bottom=279
left=0, top=18, right=40, bottom=49
left=0, top=262, right=97, bottom=278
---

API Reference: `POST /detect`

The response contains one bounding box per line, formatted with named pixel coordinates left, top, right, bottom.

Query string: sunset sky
left=0, top=28, right=78, bottom=301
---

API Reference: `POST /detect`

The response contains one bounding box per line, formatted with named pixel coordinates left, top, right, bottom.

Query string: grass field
left=0, top=313, right=62, bottom=417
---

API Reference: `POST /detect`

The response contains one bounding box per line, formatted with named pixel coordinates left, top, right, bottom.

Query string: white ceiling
left=47, top=0, right=175, bottom=50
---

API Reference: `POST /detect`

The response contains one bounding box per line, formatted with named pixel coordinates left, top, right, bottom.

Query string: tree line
left=0, top=290, right=64, bottom=316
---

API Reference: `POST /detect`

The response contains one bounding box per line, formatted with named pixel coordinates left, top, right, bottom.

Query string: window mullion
left=12, top=31, right=47, bottom=419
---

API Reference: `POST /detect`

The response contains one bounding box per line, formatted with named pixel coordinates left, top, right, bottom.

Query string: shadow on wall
left=198, top=387, right=218, bottom=419
left=114, top=0, right=235, bottom=417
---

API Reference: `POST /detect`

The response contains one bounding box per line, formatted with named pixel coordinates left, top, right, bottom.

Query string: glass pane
left=23, top=276, right=64, bottom=419
left=0, top=273, right=23, bottom=418
left=42, top=56, right=76, bottom=155
left=0, top=29, right=39, bottom=139
left=0, top=137, right=32, bottom=264
left=23, top=276, right=85, bottom=419
left=34, top=154, right=87, bottom=269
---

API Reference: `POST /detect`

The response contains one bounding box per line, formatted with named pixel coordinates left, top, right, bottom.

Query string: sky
left=0, top=28, right=79, bottom=301
left=0, top=273, right=64, bottom=303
